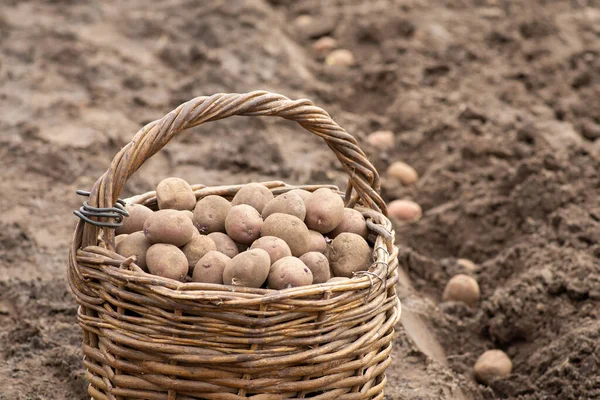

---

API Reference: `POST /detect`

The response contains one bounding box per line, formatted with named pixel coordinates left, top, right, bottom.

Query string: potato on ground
left=146, top=243, right=189, bottom=282
left=231, top=183, right=274, bottom=214
left=115, top=204, right=154, bottom=235
left=207, top=232, right=239, bottom=258
left=288, top=189, right=312, bottom=202
left=182, top=234, right=217, bottom=271
left=442, top=274, right=480, bottom=306
left=156, top=177, right=196, bottom=211
left=387, top=161, right=418, bottom=186
left=261, top=213, right=310, bottom=256
left=193, top=195, right=231, bottom=234
left=268, top=256, right=313, bottom=290
left=250, top=236, right=292, bottom=264
left=328, top=208, right=368, bottom=239
left=474, top=350, right=512, bottom=384
left=329, top=232, right=372, bottom=278
left=192, top=251, right=230, bottom=284
left=262, top=192, right=306, bottom=220
left=115, top=231, right=152, bottom=271
left=299, top=252, right=330, bottom=283
left=304, top=188, right=345, bottom=233
left=308, top=230, right=328, bottom=253
left=143, top=209, right=195, bottom=246
left=225, top=205, right=263, bottom=245
left=388, top=199, right=422, bottom=221
left=223, top=249, right=271, bottom=288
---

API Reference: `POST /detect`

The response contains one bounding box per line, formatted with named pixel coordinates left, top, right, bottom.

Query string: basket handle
left=80, top=91, right=385, bottom=248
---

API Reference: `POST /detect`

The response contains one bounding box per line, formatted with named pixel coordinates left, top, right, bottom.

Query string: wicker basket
left=68, top=91, right=401, bottom=400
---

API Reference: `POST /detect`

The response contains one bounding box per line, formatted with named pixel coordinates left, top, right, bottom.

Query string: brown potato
left=268, top=257, right=313, bottom=290
left=207, top=232, right=239, bottom=258
left=388, top=200, right=422, bottom=221
left=325, top=49, right=355, bottom=67
left=328, top=208, right=368, bottom=239
left=329, top=232, right=372, bottom=278
left=304, top=188, right=345, bottom=234
left=299, top=252, right=330, bottom=284
left=250, top=236, right=292, bottom=264
left=182, top=234, right=217, bottom=271
left=115, top=204, right=154, bottom=235
left=180, top=210, right=194, bottom=221
left=223, top=249, right=270, bottom=288
left=192, top=251, right=230, bottom=284
left=366, top=130, right=394, bottom=149
left=225, top=205, right=263, bottom=245
left=146, top=243, right=189, bottom=281
left=262, top=192, right=306, bottom=220
left=474, top=350, right=512, bottom=384
left=442, top=274, right=480, bottom=306
left=114, top=234, right=129, bottom=248
left=115, top=231, right=152, bottom=271
left=262, top=213, right=310, bottom=257
left=231, top=183, right=274, bottom=214
left=457, top=258, right=478, bottom=272
left=387, top=161, right=418, bottom=186
left=143, top=209, right=195, bottom=246
left=193, top=195, right=231, bottom=234
left=156, top=177, right=196, bottom=211
left=288, top=189, right=312, bottom=202
left=308, top=230, right=328, bottom=253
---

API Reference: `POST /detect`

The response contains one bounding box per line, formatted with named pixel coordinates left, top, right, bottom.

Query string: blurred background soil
left=0, top=0, right=599, bottom=399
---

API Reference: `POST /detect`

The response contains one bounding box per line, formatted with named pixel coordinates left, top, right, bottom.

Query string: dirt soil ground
left=1, top=0, right=599, bottom=399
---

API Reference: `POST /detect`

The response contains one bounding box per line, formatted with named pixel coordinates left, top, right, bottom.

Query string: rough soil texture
left=1, top=0, right=599, bottom=399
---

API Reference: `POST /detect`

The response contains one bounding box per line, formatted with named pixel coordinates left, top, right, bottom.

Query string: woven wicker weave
left=68, top=91, right=400, bottom=400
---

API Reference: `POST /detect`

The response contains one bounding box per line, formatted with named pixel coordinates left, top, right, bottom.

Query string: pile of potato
left=114, top=178, right=374, bottom=289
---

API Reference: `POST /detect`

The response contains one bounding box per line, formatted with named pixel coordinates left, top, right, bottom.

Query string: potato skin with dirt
left=192, top=251, right=230, bottom=284
left=193, top=195, right=231, bottom=234
left=308, top=230, right=328, bottom=253
left=207, top=232, right=239, bottom=258
left=329, top=232, right=372, bottom=278
left=156, top=177, right=196, bottom=211
left=115, top=231, right=152, bottom=271
left=116, top=204, right=154, bottom=235
left=261, top=213, right=310, bottom=256
left=262, top=192, right=306, bottom=220
left=250, top=236, right=292, bottom=264
left=182, top=234, right=217, bottom=270
left=231, top=183, right=274, bottom=214
left=299, top=252, right=330, bottom=283
left=222, top=249, right=271, bottom=288
left=146, top=243, right=189, bottom=282
left=328, top=208, right=368, bottom=239
left=267, top=256, right=313, bottom=290
left=143, top=209, right=195, bottom=246
left=304, top=188, right=345, bottom=233
left=225, top=205, right=263, bottom=245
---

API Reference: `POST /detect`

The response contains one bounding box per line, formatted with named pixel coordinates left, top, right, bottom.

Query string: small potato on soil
left=328, top=208, right=368, bottom=239
left=457, top=258, right=478, bottom=272
left=192, top=251, right=230, bottom=284
left=143, top=209, right=195, bottom=246
left=262, top=213, right=310, bottom=256
left=388, top=199, right=422, bottom=221
left=156, top=177, right=196, bottom=211
left=288, top=189, right=312, bottom=202
left=116, top=231, right=152, bottom=271
left=387, top=161, right=418, bottom=186
left=182, top=234, right=217, bottom=271
left=329, top=232, right=372, bottom=278
left=442, top=274, right=480, bottom=306
left=207, top=232, right=239, bottom=258
left=262, top=192, right=306, bottom=220
left=116, top=204, right=154, bottom=235
left=223, top=249, right=271, bottom=288
left=313, top=36, right=337, bottom=55
left=231, top=183, right=274, bottom=214
left=299, top=252, right=330, bottom=284
left=304, top=188, right=345, bottom=234
left=225, top=205, right=263, bottom=245
left=308, top=230, right=328, bottom=253
left=325, top=49, right=355, bottom=67
left=250, top=236, right=292, bottom=264
left=474, top=350, right=512, bottom=384
left=268, top=256, right=313, bottom=290
left=146, top=243, right=189, bottom=282
left=367, top=130, right=395, bottom=149
left=193, top=195, right=232, bottom=234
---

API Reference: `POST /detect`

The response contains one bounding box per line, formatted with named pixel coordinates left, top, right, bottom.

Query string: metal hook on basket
left=353, top=270, right=384, bottom=304
left=73, top=190, right=129, bottom=228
